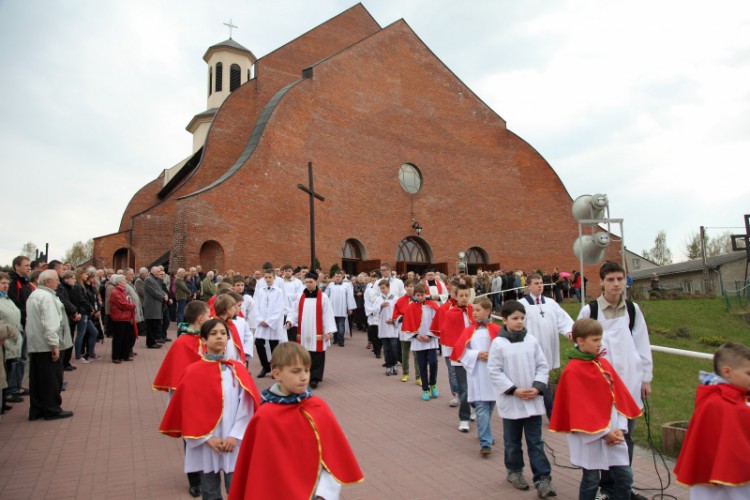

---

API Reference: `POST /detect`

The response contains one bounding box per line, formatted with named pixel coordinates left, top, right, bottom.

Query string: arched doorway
left=466, top=246, right=489, bottom=275
left=112, top=248, right=132, bottom=270
left=395, top=237, right=432, bottom=276
left=199, top=240, right=225, bottom=272
left=340, top=239, right=365, bottom=276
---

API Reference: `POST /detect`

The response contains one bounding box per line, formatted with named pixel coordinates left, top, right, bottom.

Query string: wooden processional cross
left=297, top=162, right=326, bottom=270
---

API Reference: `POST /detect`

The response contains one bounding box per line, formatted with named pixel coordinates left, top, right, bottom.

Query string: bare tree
left=707, top=231, right=732, bottom=257
left=20, top=241, right=37, bottom=259
left=643, top=230, right=673, bottom=265
left=64, top=239, right=94, bottom=267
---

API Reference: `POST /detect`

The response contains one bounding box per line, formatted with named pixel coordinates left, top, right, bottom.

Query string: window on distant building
left=209, top=67, right=213, bottom=96
left=230, top=64, right=241, bottom=91
left=215, top=62, right=223, bottom=92
left=632, top=258, right=640, bottom=270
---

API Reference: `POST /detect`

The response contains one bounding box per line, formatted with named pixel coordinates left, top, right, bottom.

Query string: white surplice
left=409, top=305, right=439, bottom=351
left=184, top=366, right=254, bottom=473
left=287, top=291, right=336, bottom=352
left=523, top=294, right=574, bottom=369
left=459, top=326, right=496, bottom=402
left=374, top=293, right=398, bottom=339
left=324, top=282, right=356, bottom=317
left=487, top=334, right=549, bottom=419
left=253, top=285, right=286, bottom=342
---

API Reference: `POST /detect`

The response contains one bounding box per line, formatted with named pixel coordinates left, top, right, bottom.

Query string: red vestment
left=152, top=334, right=204, bottom=391
left=549, top=357, right=641, bottom=434
left=159, top=358, right=259, bottom=438
left=400, top=299, right=439, bottom=335
left=391, top=295, right=410, bottom=322
left=674, top=383, right=750, bottom=486
left=296, top=289, right=325, bottom=351
left=228, top=395, right=364, bottom=500
left=450, top=323, right=501, bottom=362
left=431, top=303, right=475, bottom=348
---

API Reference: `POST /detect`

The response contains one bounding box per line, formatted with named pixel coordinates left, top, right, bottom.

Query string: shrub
left=699, top=335, right=726, bottom=347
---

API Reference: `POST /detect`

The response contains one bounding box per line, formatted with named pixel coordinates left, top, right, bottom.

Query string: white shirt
left=184, top=365, right=254, bottom=473
left=253, top=285, right=286, bottom=341
left=409, top=305, right=439, bottom=351
left=459, top=326, right=496, bottom=402
left=523, top=294, right=574, bottom=369
left=487, top=334, right=549, bottom=419
left=324, top=282, right=356, bottom=317
left=566, top=406, right=629, bottom=470
left=281, top=277, right=304, bottom=314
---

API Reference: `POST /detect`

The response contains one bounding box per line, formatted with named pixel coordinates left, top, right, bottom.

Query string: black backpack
left=588, top=299, right=636, bottom=334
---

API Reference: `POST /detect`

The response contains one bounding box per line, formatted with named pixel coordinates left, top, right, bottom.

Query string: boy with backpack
left=577, top=261, right=652, bottom=500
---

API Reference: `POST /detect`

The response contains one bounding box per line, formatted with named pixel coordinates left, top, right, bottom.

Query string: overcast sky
left=1, top=0, right=748, bottom=266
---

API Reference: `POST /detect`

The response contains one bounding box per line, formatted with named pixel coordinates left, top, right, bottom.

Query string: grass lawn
left=557, top=297, right=750, bottom=455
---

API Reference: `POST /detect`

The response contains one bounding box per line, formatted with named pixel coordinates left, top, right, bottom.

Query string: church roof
left=203, top=38, right=257, bottom=62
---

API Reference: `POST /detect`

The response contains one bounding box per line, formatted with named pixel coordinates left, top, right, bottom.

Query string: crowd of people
left=1, top=255, right=747, bottom=500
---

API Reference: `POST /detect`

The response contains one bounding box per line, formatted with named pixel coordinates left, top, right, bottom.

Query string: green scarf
left=565, top=346, right=597, bottom=361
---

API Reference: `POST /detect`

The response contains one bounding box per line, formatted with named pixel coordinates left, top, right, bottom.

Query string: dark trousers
left=146, top=318, right=162, bottom=347
left=502, top=415, right=551, bottom=483
left=29, top=351, right=63, bottom=419
left=416, top=348, right=438, bottom=391
left=111, top=321, right=133, bottom=361
left=310, top=350, right=325, bottom=382
left=161, top=307, right=170, bottom=339
left=454, top=365, right=472, bottom=421
left=381, top=337, right=399, bottom=368
left=287, top=326, right=297, bottom=343
left=582, top=465, right=632, bottom=500
left=368, top=325, right=382, bottom=355
left=254, top=339, right=278, bottom=371
left=600, top=419, right=636, bottom=496
left=543, top=385, right=554, bottom=419
left=334, top=317, right=346, bottom=345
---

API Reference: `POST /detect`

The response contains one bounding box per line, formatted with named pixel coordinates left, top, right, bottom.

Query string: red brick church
left=94, top=4, right=604, bottom=276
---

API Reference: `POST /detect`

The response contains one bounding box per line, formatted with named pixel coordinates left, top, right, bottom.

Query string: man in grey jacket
left=26, top=270, right=74, bottom=420
left=143, top=267, right=167, bottom=349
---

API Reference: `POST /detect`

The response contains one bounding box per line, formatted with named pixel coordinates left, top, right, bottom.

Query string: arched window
left=341, top=239, right=364, bottom=260
left=215, top=62, right=223, bottom=92
left=247, top=69, right=251, bottom=81
left=208, top=67, right=213, bottom=96
left=199, top=240, right=225, bottom=271
left=466, top=247, right=488, bottom=265
left=113, top=248, right=129, bottom=270
left=230, top=64, right=241, bottom=92
left=396, top=237, right=432, bottom=263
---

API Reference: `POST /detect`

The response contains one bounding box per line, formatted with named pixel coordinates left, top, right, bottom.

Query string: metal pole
left=578, top=224, right=585, bottom=304
left=700, top=225, right=708, bottom=290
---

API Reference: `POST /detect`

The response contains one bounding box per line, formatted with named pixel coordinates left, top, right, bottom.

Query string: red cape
left=674, top=383, right=750, bottom=486
left=159, top=358, right=260, bottom=438
left=391, top=295, right=410, bottom=322
left=224, top=318, right=246, bottom=359
left=431, top=303, right=475, bottom=347
left=549, top=357, right=641, bottom=434
left=152, top=334, right=204, bottom=392
left=401, top=299, right=439, bottom=334
left=228, top=395, right=364, bottom=500
left=450, top=323, right=501, bottom=362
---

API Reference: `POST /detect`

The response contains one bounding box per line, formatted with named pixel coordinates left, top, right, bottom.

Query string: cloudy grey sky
left=1, top=0, right=748, bottom=266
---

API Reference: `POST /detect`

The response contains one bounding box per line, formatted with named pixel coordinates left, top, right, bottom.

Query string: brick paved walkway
left=0, top=325, right=688, bottom=499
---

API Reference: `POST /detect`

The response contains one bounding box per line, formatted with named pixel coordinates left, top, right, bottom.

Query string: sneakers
left=480, top=446, right=492, bottom=457
left=391, top=366, right=398, bottom=376
left=385, top=367, right=391, bottom=376
left=75, top=357, right=90, bottom=364
left=449, top=393, right=460, bottom=407
left=470, top=407, right=477, bottom=421
left=507, top=471, right=530, bottom=491
left=400, top=374, right=408, bottom=382
left=458, top=421, right=470, bottom=433
left=415, top=377, right=422, bottom=386
left=535, top=476, right=557, bottom=498
left=422, top=391, right=431, bottom=401
left=430, top=385, right=439, bottom=398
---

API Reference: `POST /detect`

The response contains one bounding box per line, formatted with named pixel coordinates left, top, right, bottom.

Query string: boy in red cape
left=159, top=318, right=260, bottom=499
left=549, top=318, right=641, bottom=500
left=229, top=342, right=363, bottom=500
left=673, top=342, right=750, bottom=499
left=402, top=283, right=441, bottom=401
left=152, top=300, right=210, bottom=393
left=392, top=279, right=420, bottom=384
left=451, top=297, right=500, bottom=456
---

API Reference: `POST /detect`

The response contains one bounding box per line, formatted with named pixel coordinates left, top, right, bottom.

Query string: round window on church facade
left=398, top=163, right=423, bottom=194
